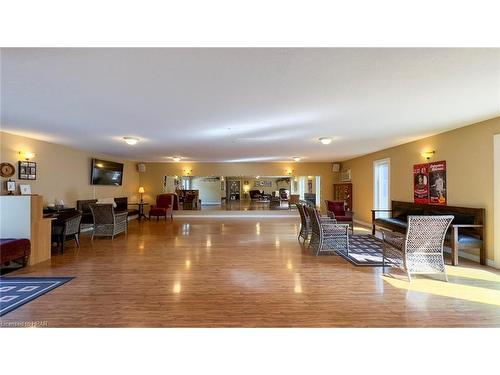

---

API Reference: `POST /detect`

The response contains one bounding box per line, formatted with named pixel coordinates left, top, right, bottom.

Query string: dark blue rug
left=0, top=276, right=74, bottom=316
left=335, top=234, right=387, bottom=266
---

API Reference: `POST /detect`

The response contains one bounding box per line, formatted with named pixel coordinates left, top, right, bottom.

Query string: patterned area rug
left=335, top=234, right=387, bottom=266
left=0, top=276, right=74, bottom=316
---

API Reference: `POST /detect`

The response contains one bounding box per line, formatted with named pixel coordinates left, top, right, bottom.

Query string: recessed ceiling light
left=171, top=157, right=181, bottom=162
left=319, top=137, right=332, bottom=145
left=123, top=137, right=139, bottom=145
left=292, top=157, right=301, bottom=162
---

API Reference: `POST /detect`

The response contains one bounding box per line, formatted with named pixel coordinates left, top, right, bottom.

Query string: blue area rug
left=0, top=276, right=74, bottom=317
left=335, top=234, right=387, bottom=267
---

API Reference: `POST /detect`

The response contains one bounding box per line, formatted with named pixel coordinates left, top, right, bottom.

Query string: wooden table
left=129, top=202, right=149, bottom=221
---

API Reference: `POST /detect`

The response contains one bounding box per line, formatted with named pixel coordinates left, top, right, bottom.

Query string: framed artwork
left=253, top=180, right=272, bottom=187
left=6, top=179, right=16, bottom=194
left=413, top=160, right=446, bottom=205
left=429, top=161, right=447, bottom=205
left=413, top=163, right=429, bottom=204
left=20, top=184, right=32, bottom=195
left=18, top=161, right=37, bottom=180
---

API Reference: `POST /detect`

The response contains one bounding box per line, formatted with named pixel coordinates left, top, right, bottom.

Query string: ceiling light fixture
left=292, top=157, right=301, bottom=162
left=123, top=137, right=139, bottom=145
left=319, top=137, right=332, bottom=145
left=171, top=157, right=182, bottom=162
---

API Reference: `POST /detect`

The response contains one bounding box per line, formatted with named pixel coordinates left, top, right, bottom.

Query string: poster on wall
left=429, top=160, right=447, bottom=205
left=413, top=163, right=429, bottom=204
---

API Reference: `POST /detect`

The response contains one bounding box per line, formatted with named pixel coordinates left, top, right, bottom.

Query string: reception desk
left=0, top=195, right=52, bottom=265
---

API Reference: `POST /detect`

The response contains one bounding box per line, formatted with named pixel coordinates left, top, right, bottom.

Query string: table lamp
left=138, top=186, right=145, bottom=203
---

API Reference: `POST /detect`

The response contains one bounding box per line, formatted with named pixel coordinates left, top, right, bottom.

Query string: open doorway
left=162, top=175, right=321, bottom=211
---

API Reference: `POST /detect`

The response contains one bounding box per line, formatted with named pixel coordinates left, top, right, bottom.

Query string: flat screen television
left=91, top=158, right=124, bottom=186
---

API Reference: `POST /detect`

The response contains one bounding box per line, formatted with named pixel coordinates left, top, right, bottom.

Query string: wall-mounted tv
left=91, top=158, right=124, bottom=186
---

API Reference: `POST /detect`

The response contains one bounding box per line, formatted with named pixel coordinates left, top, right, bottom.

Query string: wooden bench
left=372, top=201, right=485, bottom=265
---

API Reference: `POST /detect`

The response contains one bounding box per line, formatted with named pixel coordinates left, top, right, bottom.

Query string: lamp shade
left=138, top=187, right=145, bottom=193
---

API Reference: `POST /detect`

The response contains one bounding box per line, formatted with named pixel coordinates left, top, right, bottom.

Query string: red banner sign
left=413, top=163, right=429, bottom=204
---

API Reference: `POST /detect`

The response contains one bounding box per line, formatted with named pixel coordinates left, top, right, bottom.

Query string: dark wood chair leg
left=480, top=244, right=486, bottom=265
left=452, top=227, right=459, bottom=266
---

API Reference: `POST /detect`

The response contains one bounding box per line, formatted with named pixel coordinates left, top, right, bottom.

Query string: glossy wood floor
left=2, top=218, right=500, bottom=327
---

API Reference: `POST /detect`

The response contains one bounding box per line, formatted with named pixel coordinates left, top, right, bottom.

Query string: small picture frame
left=20, top=184, right=32, bottom=195
left=6, top=179, right=16, bottom=194
left=18, top=161, right=36, bottom=180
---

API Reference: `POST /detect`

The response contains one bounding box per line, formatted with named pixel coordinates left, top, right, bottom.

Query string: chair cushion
left=334, top=215, right=352, bottom=222
left=445, top=232, right=483, bottom=247
left=326, top=201, right=345, bottom=215
left=150, top=207, right=167, bottom=215
left=376, top=217, right=408, bottom=229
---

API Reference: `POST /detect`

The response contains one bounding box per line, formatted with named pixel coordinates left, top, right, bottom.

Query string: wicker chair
left=382, top=215, right=453, bottom=282
left=89, top=204, right=128, bottom=240
left=306, top=206, right=350, bottom=255
left=297, top=203, right=338, bottom=243
left=51, top=211, right=83, bottom=253
left=296, top=203, right=311, bottom=243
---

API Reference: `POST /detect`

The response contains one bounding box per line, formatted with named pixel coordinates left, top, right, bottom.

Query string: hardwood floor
left=2, top=217, right=500, bottom=327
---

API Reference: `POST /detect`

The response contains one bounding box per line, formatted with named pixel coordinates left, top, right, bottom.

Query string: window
left=373, top=158, right=390, bottom=218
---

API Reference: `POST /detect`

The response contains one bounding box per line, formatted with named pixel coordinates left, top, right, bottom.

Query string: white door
left=373, top=158, right=390, bottom=218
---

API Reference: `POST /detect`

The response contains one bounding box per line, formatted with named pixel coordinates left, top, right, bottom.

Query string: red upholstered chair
left=325, top=200, right=353, bottom=231
left=149, top=194, right=174, bottom=221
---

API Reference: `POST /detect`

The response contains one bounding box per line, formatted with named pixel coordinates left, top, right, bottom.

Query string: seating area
left=372, top=201, right=485, bottom=265
left=1, top=47, right=499, bottom=339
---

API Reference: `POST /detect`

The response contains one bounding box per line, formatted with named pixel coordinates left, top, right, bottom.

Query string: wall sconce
left=184, top=168, right=192, bottom=176
left=285, top=169, right=295, bottom=176
left=19, top=151, right=36, bottom=160
left=421, top=150, right=435, bottom=160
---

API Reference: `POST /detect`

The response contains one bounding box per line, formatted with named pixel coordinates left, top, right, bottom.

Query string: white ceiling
left=1, top=48, right=499, bottom=162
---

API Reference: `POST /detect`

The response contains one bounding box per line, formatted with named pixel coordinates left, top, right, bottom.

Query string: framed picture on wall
left=413, top=163, right=429, bottom=204
left=429, top=161, right=447, bottom=205
left=18, top=161, right=36, bottom=180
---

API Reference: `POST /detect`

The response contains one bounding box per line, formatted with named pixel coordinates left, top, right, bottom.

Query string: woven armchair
left=89, top=204, right=128, bottom=240
left=306, top=206, right=350, bottom=255
left=382, top=215, right=453, bottom=282
left=296, top=203, right=337, bottom=243
left=51, top=211, right=83, bottom=253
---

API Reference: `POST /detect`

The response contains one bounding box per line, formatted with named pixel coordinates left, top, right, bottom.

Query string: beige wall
left=340, top=116, right=500, bottom=263
left=139, top=162, right=336, bottom=211
left=0, top=131, right=140, bottom=206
